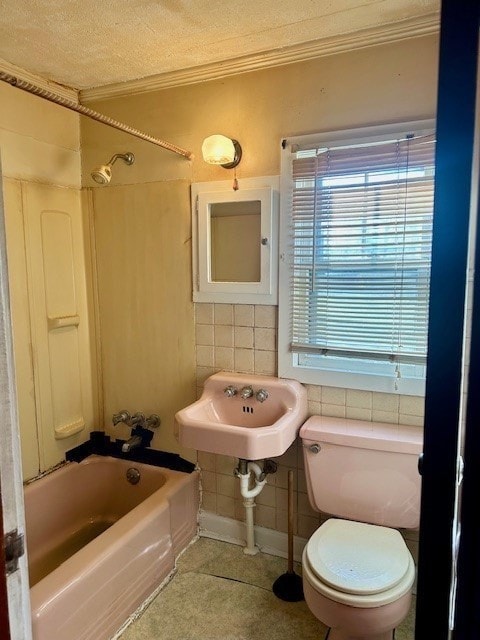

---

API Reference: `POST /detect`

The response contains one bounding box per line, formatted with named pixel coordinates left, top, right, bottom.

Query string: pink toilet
left=300, top=415, right=423, bottom=640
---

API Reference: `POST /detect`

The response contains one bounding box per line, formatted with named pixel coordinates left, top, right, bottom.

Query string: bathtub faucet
left=120, top=424, right=155, bottom=453
left=113, top=410, right=159, bottom=454
left=112, top=411, right=150, bottom=428
left=130, top=412, right=146, bottom=428
left=121, top=434, right=143, bottom=453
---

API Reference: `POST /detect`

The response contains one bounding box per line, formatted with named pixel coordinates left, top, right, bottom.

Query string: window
left=278, top=122, right=435, bottom=395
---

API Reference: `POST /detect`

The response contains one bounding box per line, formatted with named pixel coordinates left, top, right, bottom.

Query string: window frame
left=278, top=120, right=435, bottom=395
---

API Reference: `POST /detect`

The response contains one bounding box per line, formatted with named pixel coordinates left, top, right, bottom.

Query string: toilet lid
left=306, top=519, right=411, bottom=595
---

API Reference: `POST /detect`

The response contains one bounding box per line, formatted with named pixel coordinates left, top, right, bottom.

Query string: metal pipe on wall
left=0, top=71, right=193, bottom=161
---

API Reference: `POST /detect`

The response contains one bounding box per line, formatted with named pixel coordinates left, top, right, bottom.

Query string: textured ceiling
left=0, top=0, right=439, bottom=91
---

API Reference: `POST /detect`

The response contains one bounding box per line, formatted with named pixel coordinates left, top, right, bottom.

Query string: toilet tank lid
left=300, top=415, right=423, bottom=454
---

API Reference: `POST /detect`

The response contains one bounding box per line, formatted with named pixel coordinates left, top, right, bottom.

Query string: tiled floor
left=118, top=538, right=416, bottom=640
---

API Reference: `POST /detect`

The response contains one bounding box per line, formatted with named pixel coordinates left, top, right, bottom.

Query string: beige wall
left=89, top=181, right=195, bottom=459
left=81, top=34, right=438, bottom=521
left=1, top=82, right=97, bottom=479
left=0, top=82, right=80, bottom=188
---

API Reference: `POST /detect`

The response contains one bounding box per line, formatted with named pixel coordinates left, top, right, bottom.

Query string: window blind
left=290, top=133, right=435, bottom=364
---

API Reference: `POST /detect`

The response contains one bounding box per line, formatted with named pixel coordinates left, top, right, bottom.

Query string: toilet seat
left=304, top=519, right=415, bottom=608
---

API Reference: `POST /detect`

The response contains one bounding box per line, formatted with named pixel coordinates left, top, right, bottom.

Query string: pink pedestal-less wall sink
left=175, top=372, right=308, bottom=460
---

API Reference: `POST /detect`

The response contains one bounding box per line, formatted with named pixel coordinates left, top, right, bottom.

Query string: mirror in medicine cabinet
left=192, top=177, right=279, bottom=304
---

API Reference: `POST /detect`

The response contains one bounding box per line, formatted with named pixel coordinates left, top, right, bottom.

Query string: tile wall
left=194, top=302, right=424, bottom=557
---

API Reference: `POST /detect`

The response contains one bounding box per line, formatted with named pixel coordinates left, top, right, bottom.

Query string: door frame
left=454, top=10, right=480, bottom=628
left=455, top=168, right=480, bottom=637
left=0, top=492, right=11, bottom=639
left=415, top=1, right=480, bottom=638
left=0, top=154, right=32, bottom=639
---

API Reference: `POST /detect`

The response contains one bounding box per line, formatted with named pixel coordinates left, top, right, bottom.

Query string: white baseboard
left=198, top=510, right=308, bottom=563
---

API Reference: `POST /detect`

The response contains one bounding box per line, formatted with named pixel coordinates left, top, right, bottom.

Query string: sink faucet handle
left=145, top=414, right=161, bottom=429
left=130, top=412, right=146, bottom=427
left=240, top=386, right=254, bottom=399
left=112, top=410, right=131, bottom=426
left=255, top=389, right=269, bottom=403
left=224, top=385, right=238, bottom=398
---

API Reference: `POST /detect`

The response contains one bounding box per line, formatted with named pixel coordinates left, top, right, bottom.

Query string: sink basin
left=175, top=372, right=308, bottom=460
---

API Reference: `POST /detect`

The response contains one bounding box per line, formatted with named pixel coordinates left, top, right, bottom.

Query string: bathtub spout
left=121, top=435, right=143, bottom=453
left=120, top=425, right=154, bottom=454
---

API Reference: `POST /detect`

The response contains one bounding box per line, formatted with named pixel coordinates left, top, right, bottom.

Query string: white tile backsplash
left=196, top=366, right=215, bottom=386
left=214, top=304, right=233, bottom=325
left=234, top=304, right=254, bottom=326
left=346, top=389, right=372, bottom=409
left=254, top=350, right=276, bottom=375
left=234, top=348, right=254, bottom=373
left=216, top=473, right=235, bottom=497
left=322, top=386, right=346, bottom=406
left=255, top=305, right=277, bottom=328
left=195, top=324, right=214, bottom=346
left=196, top=345, right=214, bottom=367
left=373, top=391, right=400, bottom=412
left=195, top=302, right=214, bottom=324
left=372, top=409, right=399, bottom=424
left=306, top=384, right=322, bottom=402
left=321, top=403, right=346, bottom=418
left=308, top=400, right=322, bottom=416
left=346, top=406, right=373, bottom=421
left=214, top=325, right=234, bottom=347
left=214, top=346, right=234, bottom=370
left=399, top=395, right=425, bottom=417
left=254, top=327, right=276, bottom=351
left=256, top=484, right=276, bottom=507
left=234, top=326, right=254, bottom=349
left=400, top=414, right=424, bottom=427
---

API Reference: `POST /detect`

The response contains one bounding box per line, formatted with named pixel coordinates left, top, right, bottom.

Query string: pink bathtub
left=24, top=455, right=199, bottom=640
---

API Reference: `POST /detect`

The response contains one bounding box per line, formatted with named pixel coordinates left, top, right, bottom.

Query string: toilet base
left=303, top=565, right=411, bottom=640
left=326, top=628, right=393, bottom=640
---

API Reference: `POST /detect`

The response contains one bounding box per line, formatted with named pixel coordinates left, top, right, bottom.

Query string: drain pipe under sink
left=236, top=460, right=267, bottom=555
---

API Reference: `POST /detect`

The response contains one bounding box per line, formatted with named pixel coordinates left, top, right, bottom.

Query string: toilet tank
left=300, top=415, right=423, bottom=529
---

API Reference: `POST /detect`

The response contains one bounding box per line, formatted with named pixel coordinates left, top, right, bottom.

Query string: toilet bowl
left=299, top=416, right=423, bottom=640
left=302, top=519, right=415, bottom=640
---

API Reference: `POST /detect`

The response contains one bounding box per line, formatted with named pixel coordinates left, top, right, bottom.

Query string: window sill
left=278, top=354, right=426, bottom=397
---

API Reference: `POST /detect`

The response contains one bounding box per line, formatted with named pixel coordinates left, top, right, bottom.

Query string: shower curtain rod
left=0, top=71, right=193, bottom=161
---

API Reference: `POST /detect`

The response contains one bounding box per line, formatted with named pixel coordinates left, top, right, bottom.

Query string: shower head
left=91, top=152, right=135, bottom=185
left=91, top=164, right=112, bottom=185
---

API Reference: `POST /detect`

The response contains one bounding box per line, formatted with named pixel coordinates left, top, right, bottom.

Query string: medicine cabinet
left=192, top=176, right=279, bottom=304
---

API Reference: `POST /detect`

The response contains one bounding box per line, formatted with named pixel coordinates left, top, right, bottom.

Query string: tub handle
left=146, top=414, right=161, bottom=429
